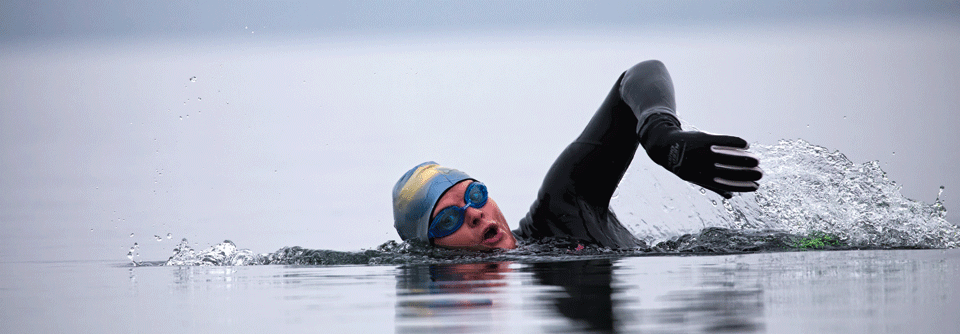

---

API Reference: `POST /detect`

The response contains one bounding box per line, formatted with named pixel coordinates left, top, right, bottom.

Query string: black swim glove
left=639, top=114, right=763, bottom=199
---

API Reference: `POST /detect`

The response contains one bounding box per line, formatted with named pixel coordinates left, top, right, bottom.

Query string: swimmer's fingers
left=707, top=134, right=749, bottom=150
left=708, top=162, right=762, bottom=197
left=713, top=163, right=763, bottom=183
left=705, top=143, right=762, bottom=197
left=711, top=145, right=760, bottom=168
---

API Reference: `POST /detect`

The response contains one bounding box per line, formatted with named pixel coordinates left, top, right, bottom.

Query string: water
left=3, top=249, right=956, bottom=333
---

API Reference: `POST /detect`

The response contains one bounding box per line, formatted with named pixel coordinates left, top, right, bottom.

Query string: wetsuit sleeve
left=515, top=60, right=677, bottom=249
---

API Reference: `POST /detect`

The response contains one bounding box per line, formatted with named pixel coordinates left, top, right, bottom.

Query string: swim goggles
left=428, top=182, right=488, bottom=239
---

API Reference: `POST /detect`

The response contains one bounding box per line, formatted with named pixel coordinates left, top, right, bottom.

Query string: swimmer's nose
left=464, top=206, right=484, bottom=227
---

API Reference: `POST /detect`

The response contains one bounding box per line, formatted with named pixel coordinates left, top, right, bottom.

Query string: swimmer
left=392, top=60, right=763, bottom=250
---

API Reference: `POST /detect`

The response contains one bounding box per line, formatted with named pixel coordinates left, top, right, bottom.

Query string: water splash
left=165, top=239, right=258, bottom=266
left=159, top=238, right=649, bottom=267
left=127, top=243, right=140, bottom=266
left=751, top=140, right=955, bottom=248
left=613, top=139, right=957, bottom=248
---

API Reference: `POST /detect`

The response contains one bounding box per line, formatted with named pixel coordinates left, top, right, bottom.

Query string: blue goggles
left=428, top=182, right=488, bottom=239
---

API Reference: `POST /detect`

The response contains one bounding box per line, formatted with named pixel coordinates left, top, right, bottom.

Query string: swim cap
left=393, top=161, right=472, bottom=243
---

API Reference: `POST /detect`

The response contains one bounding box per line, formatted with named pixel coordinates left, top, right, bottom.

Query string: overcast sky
left=4, top=0, right=960, bottom=42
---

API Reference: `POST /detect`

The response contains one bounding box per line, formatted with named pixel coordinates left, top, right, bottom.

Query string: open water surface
left=3, top=249, right=957, bottom=333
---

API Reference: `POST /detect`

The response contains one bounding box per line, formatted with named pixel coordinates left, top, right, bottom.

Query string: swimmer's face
left=431, top=180, right=517, bottom=251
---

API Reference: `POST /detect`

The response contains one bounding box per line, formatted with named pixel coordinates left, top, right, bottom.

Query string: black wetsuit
left=512, top=60, right=680, bottom=249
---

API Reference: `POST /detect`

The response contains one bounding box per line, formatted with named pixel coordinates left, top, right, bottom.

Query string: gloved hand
left=641, top=118, right=763, bottom=199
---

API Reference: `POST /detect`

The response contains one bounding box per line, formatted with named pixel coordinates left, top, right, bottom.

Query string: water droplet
left=154, top=235, right=162, bottom=242
left=167, top=233, right=172, bottom=239
left=189, top=76, right=197, bottom=82
left=179, top=116, right=182, bottom=120
left=806, top=124, right=810, bottom=128
left=90, top=228, right=94, bottom=232
left=127, top=242, right=141, bottom=265
left=129, top=233, right=134, bottom=237
left=891, top=151, right=896, bottom=155
left=699, top=188, right=706, bottom=195
left=842, top=116, right=847, bottom=120
left=711, top=200, right=717, bottom=206
left=197, top=97, right=202, bottom=101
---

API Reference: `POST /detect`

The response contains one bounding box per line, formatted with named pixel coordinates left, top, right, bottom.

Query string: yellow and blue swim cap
left=393, top=161, right=472, bottom=243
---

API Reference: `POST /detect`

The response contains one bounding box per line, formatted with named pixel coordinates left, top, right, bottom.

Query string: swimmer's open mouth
left=482, top=225, right=498, bottom=241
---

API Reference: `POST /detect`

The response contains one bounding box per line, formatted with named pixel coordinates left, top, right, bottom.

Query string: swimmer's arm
left=619, top=60, right=763, bottom=198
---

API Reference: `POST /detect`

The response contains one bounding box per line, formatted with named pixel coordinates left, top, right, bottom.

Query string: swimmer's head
left=393, top=162, right=517, bottom=250
left=392, top=162, right=472, bottom=243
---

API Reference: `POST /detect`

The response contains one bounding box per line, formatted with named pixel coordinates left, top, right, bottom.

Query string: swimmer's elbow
left=626, top=60, right=667, bottom=75
left=620, top=60, right=676, bottom=119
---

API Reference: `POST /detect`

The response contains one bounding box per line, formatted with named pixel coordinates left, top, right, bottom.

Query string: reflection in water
left=395, top=257, right=767, bottom=333
left=644, top=264, right=764, bottom=333
left=529, top=259, right=619, bottom=332
left=395, top=262, right=513, bottom=333
left=170, top=265, right=240, bottom=290
left=124, top=250, right=956, bottom=333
